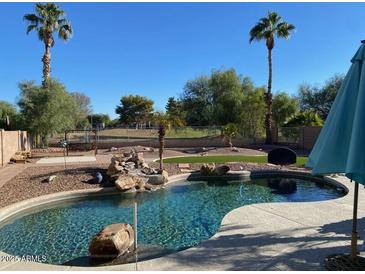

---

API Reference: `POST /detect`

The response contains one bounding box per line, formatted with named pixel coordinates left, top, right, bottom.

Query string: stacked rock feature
left=106, top=149, right=168, bottom=192
left=200, top=164, right=230, bottom=176
left=89, top=224, right=134, bottom=259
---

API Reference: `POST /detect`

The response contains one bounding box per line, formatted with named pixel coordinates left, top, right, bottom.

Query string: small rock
left=47, top=175, right=57, bottom=183
left=231, top=147, right=239, bottom=152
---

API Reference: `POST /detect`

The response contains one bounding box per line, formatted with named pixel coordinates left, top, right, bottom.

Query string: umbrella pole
left=351, top=181, right=359, bottom=259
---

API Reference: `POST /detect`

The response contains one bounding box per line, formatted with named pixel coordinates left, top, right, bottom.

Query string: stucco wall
left=0, top=130, right=29, bottom=166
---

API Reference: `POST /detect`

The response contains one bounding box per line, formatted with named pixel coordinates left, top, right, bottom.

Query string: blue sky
left=1, top=2, right=364, bottom=118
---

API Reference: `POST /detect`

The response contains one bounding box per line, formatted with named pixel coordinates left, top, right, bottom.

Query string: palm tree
left=158, top=123, right=166, bottom=171
left=249, top=11, right=295, bottom=144
left=24, top=3, right=72, bottom=87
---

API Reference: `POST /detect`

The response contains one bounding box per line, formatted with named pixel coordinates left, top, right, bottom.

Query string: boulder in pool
left=89, top=223, right=135, bottom=259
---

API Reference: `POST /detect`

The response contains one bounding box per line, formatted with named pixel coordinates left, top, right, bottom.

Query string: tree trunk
left=42, top=36, right=52, bottom=88
left=158, top=124, right=165, bottom=171
left=159, top=137, right=164, bottom=171
left=265, top=48, right=273, bottom=144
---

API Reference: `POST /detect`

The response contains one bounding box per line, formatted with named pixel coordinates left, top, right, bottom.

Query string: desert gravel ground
left=0, top=161, right=291, bottom=208
left=0, top=146, right=305, bottom=208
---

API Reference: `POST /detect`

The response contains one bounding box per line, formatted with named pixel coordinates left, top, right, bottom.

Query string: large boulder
left=200, top=164, right=216, bottom=176
left=146, top=170, right=168, bottom=185
left=140, top=163, right=156, bottom=175
left=106, top=160, right=125, bottom=179
left=161, top=170, right=168, bottom=182
left=213, top=165, right=230, bottom=176
left=89, top=224, right=135, bottom=259
left=115, top=175, right=137, bottom=191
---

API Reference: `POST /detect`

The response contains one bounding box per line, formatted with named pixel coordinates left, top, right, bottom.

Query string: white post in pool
left=133, top=201, right=138, bottom=271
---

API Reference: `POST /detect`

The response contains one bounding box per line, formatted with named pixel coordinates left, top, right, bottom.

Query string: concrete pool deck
left=0, top=174, right=364, bottom=271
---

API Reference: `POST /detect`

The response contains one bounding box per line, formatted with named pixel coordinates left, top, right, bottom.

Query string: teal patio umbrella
left=306, top=41, right=365, bottom=260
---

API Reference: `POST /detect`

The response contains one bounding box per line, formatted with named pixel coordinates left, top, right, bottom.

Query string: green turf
left=161, top=155, right=308, bottom=167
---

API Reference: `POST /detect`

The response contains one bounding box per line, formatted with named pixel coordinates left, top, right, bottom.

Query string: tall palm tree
left=249, top=11, right=295, bottom=144
left=158, top=123, right=166, bottom=171
left=24, top=3, right=72, bottom=87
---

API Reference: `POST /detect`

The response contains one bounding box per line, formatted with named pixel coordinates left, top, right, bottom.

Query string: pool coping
left=0, top=171, right=358, bottom=271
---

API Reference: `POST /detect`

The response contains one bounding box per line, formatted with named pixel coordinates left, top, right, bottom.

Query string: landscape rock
left=161, top=170, right=169, bottom=182
left=46, top=175, right=57, bottom=183
left=213, top=165, right=230, bottom=176
left=106, top=160, right=124, bottom=179
left=200, top=163, right=216, bottom=176
left=115, top=175, right=137, bottom=191
left=89, top=223, right=135, bottom=259
left=146, top=173, right=168, bottom=185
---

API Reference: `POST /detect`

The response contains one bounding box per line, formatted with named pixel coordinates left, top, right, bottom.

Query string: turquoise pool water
left=0, top=176, right=345, bottom=265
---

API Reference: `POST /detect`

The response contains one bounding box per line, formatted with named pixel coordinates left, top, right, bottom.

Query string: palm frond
left=26, top=24, right=38, bottom=34
left=249, top=22, right=266, bottom=43
left=277, top=22, right=296, bottom=39
left=268, top=11, right=281, bottom=25
left=23, top=13, right=40, bottom=24
left=58, top=22, right=72, bottom=41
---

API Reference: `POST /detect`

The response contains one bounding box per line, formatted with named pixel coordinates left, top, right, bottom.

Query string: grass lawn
left=162, top=155, right=308, bottom=167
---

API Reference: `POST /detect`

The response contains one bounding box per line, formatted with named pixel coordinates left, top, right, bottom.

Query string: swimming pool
left=0, top=175, right=345, bottom=265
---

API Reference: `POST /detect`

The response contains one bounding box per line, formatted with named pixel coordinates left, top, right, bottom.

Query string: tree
left=166, top=97, right=181, bottom=117
left=272, top=92, right=299, bottom=126
left=284, top=111, right=323, bottom=127
left=299, top=74, right=344, bottom=120
left=180, top=76, right=213, bottom=126
left=210, top=69, right=244, bottom=125
left=240, top=87, right=266, bottom=142
left=158, top=123, right=166, bottom=171
left=0, top=101, right=22, bottom=130
left=71, top=92, right=92, bottom=129
left=115, top=95, right=154, bottom=128
left=87, top=114, right=111, bottom=129
left=165, top=97, right=186, bottom=127
left=222, top=123, right=238, bottom=149
left=17, top=79, right=78, bottom=147
left=24, top=3, right=72, bottom=87
left=249, top=11, right=295, bottom=144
